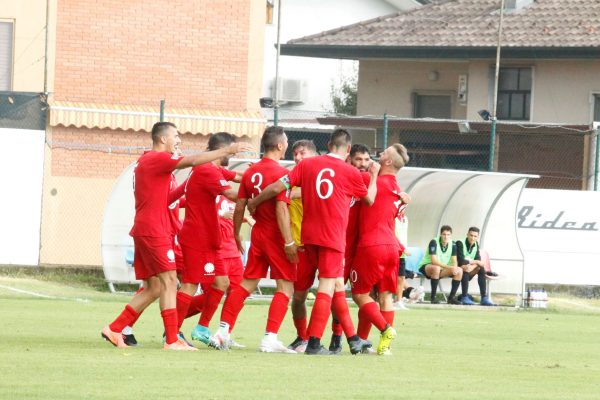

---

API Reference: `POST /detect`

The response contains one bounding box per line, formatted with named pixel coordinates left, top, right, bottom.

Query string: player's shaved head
left=208, top=131, right=236, bottom=151
left=261, top=126, right=286, bottom=152
left=390, top=143, right=410, bottom=169
left=329, top=128, right=352, bottom=150
left=151, top=122, right=177, bottom=144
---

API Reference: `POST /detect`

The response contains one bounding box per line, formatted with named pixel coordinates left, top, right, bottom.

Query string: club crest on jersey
left=220, top=179, right=228, bottom=186
left=204, top=263, right=215, bottom=274
left=167, top=250, right=175, bottom=261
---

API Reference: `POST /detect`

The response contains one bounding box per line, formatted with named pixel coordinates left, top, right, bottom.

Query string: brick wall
left=51, top=126, right=209, bottom=179
left=54, top=0, right=253, bottom=111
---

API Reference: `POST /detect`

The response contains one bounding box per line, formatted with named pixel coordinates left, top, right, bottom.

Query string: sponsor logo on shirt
left=167, top=249, right=175, bottom=262
left=204, top=263, right=215, bottom=274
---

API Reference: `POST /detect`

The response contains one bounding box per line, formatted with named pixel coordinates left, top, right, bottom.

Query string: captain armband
left=280, top=175, right=291, bottom=190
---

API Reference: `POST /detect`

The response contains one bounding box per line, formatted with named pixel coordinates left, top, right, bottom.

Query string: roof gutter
left=280, top=44, right=600, bottom=60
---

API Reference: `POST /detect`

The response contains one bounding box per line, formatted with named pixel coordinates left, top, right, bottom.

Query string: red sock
left=266, top=292, right=289, bottom=334
left=331, top=291, right=356, bottom=337
left=175, top=292, right=192, bottom=330
left=294, top=317, right=308, bottom=340
left=161, top=308, right=178, bottom=344
left=331, top=319, right=343, bottom=336
left=199, top=287, right=225, bottom=327
left=381, top=310, right=395, bottom=327
left=109, top=305, right=140, bottom=332
left=186, top=294, right=205, bottom=318
left=358, top=301, right=387, bottom=332
left=357, top=312, right=373, bottom=340
left=220, top=286, right=250, bottom=328
left=306, top=292, right=332, bottom=339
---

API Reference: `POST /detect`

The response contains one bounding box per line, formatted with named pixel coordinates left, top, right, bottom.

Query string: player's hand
left=284, top=243, right=299, bottom=264
left=247, top=198, right=257, bottom=215
left=244, top=215, right=256, bottom=227
left=399, top=191, right=411, bottom=204
left=368, top=161, right=381, bottom=175
left=222, top=211, right=234, bottom=220
left=228, top=142, right=255, bottom=155
left=235, top=235, right=245, bottom=255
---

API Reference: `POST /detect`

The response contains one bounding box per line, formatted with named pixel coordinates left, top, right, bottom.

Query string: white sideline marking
left=552, top=298, right=600, bottom=311
left=0, top=283, right=90, bottom=303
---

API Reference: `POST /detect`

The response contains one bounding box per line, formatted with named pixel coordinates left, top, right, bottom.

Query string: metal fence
left=270, top=108, right=599, bottom=191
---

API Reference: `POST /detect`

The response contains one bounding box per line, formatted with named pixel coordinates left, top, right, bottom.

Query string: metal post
left=159, top=100, right=165, bottom=122
left=273, top=0, right=282, bottom=127
left=43, top=0, right=51, bottom=93
left=383, top=113, right=388, bottom=150
left=595, top=128, right=600, bottom=191
left=489, top=0, right=505, bottom=172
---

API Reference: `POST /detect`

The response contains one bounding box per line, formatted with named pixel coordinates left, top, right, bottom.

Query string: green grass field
left=1, top=274, right=600, bottom=400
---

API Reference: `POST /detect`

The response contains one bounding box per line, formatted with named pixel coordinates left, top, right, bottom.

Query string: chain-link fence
left=1, top=99, right=598, bottom=269
left=270, top=108, right=598, bottom=191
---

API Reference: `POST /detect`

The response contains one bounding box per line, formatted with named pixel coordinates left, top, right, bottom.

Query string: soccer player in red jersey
left=249, top=129, right=379, bottom=355
left=327, top=143, right=372, bottom=353
left=350, top=143, right=410, bottom=355
left=212, top=126, right=297, bottom=353
left=174, top=132, right=241, bottom=347
left=101, top=122, right=253, bottom=350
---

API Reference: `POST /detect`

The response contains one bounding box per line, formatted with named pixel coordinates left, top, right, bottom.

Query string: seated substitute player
left=101, top=122, right=253, bottom=350
left=418, top=225, right=463, bottom=305
left=350, top=143, right=410, bottom=355
left=248, top=128, right=379, bottom=355
left=455, top=227, right=495, bottom=306
left=174, top=132, right=242, bottom=347
left=211, top=126, right=298, bottom=353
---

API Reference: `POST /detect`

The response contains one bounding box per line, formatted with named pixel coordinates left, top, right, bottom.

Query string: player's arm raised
left=361, top=161, right=381, bottom=206
left=233, top=198, right=248, bottom=254
left=175, top=142, right=255, bottom=170
left=247, top=178, right=287, bottom=214
left=275, top=201, right=298, bottom=263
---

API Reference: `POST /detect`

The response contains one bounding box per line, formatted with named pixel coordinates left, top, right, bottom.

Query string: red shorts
left=305, top=244, right=345, bottom=279
left=181, top=244, right=225, bottom=284
left=133, top=236, right=177, bottom=280
left=350, top=245, right=399, bottom=295
left=344, top=248, right=357, bottom=283
left=223, top=256, right=244, bottom=288
left=174, top=242, right=184, bottom=274
left=244, top=234, right=296, bottom=281
left=294, top=248, right=317, bottom=291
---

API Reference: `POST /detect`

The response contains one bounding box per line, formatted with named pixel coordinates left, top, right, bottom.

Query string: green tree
left=330, top=74, right=357, bottom=115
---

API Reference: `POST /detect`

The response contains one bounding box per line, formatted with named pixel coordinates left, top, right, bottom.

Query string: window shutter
left=0, top=21, right=13, bottom=90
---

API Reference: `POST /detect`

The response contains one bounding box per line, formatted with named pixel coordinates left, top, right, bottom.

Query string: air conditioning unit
left=272, top=78, right=305, bottom=103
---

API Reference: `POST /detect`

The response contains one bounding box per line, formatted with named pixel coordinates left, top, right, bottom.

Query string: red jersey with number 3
left=179, top=163, right=236, bottom=251
left=288, top=154, right=368, bottom=253
left=130, top=150, right=183, bottom=238
left=358, top=174, right=403, bottom=251
left=238, top=157, right=289, bottom=236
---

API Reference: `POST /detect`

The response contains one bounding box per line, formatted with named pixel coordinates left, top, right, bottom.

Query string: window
left=496, top=67, right=531, bottom=121
left=0, top=20, right=13, bottom=90
left=413, top=94, right=452, bottom=119
left=593, top=94, right=600, bottom=122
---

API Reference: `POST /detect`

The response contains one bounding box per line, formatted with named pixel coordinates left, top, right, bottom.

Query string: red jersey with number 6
left=287, top=154, right=368, bottom=253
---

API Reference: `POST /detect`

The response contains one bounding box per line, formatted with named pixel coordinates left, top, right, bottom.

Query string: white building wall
left=264, top=0, right=410, bottom=112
